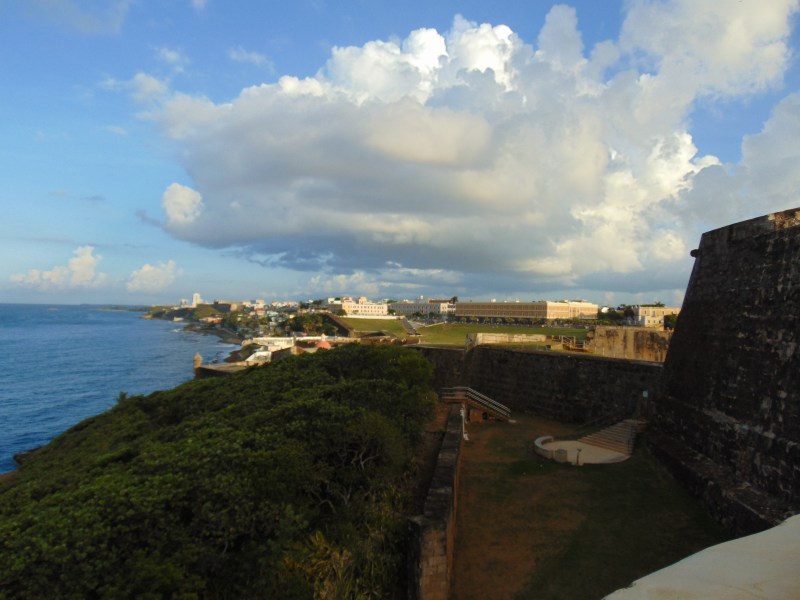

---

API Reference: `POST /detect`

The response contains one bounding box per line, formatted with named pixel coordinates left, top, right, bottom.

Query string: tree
left=599, top=309, right=624, bottom=325
left=0, top=345, right=435, bottom=598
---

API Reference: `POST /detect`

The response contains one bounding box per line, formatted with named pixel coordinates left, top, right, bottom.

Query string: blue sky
left=2, top=0, right=800, bottom=307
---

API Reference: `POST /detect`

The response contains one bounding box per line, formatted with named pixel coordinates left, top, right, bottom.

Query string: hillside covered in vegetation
left=0, top=345, right=435, bottom=598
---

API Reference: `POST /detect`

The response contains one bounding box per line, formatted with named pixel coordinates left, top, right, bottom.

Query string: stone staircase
left=578, top=419, right=647, bottom=454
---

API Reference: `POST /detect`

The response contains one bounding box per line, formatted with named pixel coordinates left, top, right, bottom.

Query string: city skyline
left=3, top=1, right=800, bottom=307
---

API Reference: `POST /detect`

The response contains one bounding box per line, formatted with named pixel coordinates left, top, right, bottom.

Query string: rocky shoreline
left=142, top=312, right=245, bottom=362
left=180, top=323, right=244, bottom=362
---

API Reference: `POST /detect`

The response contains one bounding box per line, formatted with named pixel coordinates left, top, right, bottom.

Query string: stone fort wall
left=410, top=208, right=800, bottom=594
left=409, top=347, right=661, bottom=599
left=407, top=406, right=463, bottom=600
left=590, top=326, right=673, bottom=362
left=417, top=346, right=662, bottom=423
left=652, top=208, right=800, bottom=533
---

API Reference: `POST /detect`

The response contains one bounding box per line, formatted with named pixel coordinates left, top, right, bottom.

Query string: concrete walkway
left=605, top=514, right=800, bottom=599
left=542, top=440, right=630, bottom=465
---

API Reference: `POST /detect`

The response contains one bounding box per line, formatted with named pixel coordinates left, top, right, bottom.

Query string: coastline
left=141, top=312, right=244, bottom=362
left=0, top=305, right=243, bottom=476
left=180, top=323, right=244, bottom=362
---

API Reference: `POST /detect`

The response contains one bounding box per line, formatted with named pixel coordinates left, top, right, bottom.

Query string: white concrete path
left=543, top=440, right=630, bottom=465
left=605, top=514, right=800, bottom=599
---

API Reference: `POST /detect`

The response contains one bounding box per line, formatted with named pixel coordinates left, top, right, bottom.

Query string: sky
left=2, top=0, right=800, bottom=307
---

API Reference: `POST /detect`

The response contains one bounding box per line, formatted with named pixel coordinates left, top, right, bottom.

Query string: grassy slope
left=338, top=317, right=409, bottom=338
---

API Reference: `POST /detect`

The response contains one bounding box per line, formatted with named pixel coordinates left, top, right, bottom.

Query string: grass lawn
left=338, top=317, right=409, bottom=338
left=416, top=323, right=588, bottom=347
left=339, top=319, right=591, bottom=349
left=450, top=416, right=731, bottom=600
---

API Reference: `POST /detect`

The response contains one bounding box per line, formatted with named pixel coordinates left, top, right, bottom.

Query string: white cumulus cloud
left=10, top=246, right=108, bottom=290
left=161, top=183, right=204, bottom=227
left=126, top=260, right=178, bottom=292
left=147, top=1, right=799, bottom=298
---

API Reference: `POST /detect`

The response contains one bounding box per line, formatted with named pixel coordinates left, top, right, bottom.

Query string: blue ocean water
left=0, top=304, right=240, bottom=473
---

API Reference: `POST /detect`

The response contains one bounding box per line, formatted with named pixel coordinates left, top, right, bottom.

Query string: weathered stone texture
left=408, top=406, right=462, bottom=600
left=656, top=208, right=800, bottom=530
left=414, top=347, right=464, bottom=391
left=591, top=326, right=673, bottom=362
left=461, top=347, right=661, bottom=423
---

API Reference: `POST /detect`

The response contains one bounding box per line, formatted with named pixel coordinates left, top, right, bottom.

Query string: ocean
left=0, top=304, right=240, bottom=474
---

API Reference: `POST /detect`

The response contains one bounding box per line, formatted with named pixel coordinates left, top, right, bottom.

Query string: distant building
left=340, top=296, right=388, bottom=316
left=191, top=292, right=203, bottom=308
left=210, top=301, right=239, bottom=313
left=632, top=305, right=681, bottom=328
left=455, top=300, right=598, bottom=320
left=270, top=300, right=299, bottom=308
left=391, top=299, right=455, bottom=316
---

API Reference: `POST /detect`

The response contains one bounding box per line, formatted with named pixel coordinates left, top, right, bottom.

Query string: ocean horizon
left=0, top=303, right=240, bottom=473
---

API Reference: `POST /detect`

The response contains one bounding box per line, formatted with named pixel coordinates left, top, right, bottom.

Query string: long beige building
left=455, top=300, right=598, bottom=320
left=391, top=299, right=456, bottom=316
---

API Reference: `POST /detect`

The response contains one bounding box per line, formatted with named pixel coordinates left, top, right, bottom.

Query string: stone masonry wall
left=590, top=326, right=673, bottom=362
left=417, top=346, right=662, bottom=423
left=463, top=347, right=661, bottom=423
left=408, top=406, right=463, bottom=600
left=654, top=207, right=800, bottom=532
left=413, top=347, right=465, bottom=391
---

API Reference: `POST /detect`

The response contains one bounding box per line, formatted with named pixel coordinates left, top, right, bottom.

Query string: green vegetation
left=286, top=313, right=338, bottom=336
left=339, top=317, right=409, bottom=338
left=664, top=313, right=679, bottom=330
left=597, top=308, right=625, bottom=325
left=0, top=345, right=435, bottom=599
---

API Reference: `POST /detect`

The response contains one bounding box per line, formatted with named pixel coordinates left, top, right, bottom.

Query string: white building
left=191, top=292, right=203, bottom=308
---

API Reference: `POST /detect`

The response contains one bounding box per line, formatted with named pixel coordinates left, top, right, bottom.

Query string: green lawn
left=339, top=317, right=409, bottom=338
left=516, top=447, right=731, bottom=599
left=416, top=323, right=588, bottom=347
left=339, top=319, right=590, bottom=348
left=451, top=417, right=732, bottom=600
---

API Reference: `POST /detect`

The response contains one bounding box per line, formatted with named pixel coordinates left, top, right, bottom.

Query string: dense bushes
left=0, top=344, right=435, bottom=599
